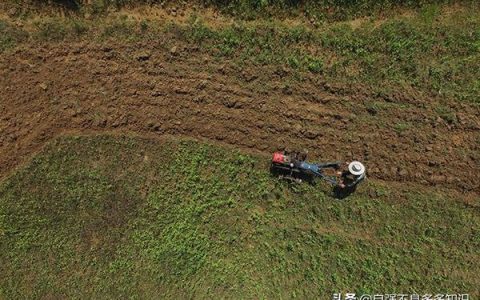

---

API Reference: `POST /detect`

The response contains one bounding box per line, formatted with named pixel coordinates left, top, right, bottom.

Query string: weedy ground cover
left=0, top=135, right=478, bottom=298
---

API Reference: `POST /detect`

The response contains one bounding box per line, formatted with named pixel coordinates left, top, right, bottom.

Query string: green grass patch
left=393, top=122, right=411, bottom=134
left=435, top=105, right=458, bottom=124
left=181, top=10, right=480, bottom=103
left=0, top=19, right=29, bottom=53
left=0, top=135, right=478, bottom=298
left=30, top=17, right=90, bottom=41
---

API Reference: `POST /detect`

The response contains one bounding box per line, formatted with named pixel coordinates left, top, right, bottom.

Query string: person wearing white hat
left=337, top=161, right=366, bottom=189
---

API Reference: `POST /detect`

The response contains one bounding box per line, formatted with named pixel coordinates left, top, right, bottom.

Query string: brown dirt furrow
left=1, top=41, right=479, bottom=193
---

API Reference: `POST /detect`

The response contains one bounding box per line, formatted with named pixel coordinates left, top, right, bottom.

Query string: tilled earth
left=1, top=40, right=479, bottom=193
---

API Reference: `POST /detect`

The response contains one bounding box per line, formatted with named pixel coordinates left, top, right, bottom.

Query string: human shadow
left=332, top=185, right=357, bottom=200
left=50, top=0, right=81, bottom=11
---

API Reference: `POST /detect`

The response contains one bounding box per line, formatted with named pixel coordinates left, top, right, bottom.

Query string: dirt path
left=1, top=40, right=479, bottom=193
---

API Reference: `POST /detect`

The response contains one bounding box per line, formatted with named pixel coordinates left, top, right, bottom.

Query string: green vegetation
left=6, top=0, right=475, bottom=21
left=1, top=3, right=479, bottom=103
left=0, top=135, right=478, bottom=298
left=393, top=122, right=411, bottom=134
left=1, top=1, right=479, bottom=298
left=200, top=0, right=476, bottom=21
left=435, top=105, right=458, bottom=124
left=0, top=20, right=28, bottom=52
left=183, top=11, right=480, bottom=103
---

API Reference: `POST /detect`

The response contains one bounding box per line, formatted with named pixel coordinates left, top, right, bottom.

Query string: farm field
left=0, top=135, right=479, bottom=298
left=0, top=1, right=479, bottom=298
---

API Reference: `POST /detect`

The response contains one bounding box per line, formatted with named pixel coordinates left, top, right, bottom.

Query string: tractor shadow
left=269, top=165, right=316, bottom=185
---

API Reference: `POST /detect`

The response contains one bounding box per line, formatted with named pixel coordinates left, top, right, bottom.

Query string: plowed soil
left=1, top=40, right=479, bottom=193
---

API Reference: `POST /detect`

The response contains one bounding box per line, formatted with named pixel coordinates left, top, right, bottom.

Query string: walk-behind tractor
left=270, top=151, right=366, bottom=191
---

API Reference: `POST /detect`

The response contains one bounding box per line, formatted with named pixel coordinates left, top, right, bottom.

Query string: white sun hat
left=348, top=161, right=365, bottom=176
